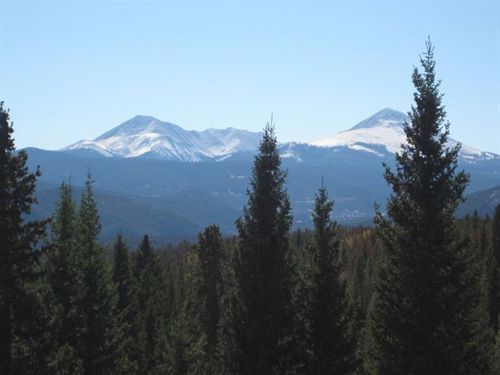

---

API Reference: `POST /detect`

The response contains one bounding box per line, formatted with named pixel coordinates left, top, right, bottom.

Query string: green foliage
left=133, top=235, right=168, bottom=373
left=234, top=122, right=297, bottom=374
left=3, top=37, right=498, bottom=374
left=185, top=225, right=224, bottom=374
left=112, top=234, right=139, bottom=374
left=45, top=182, right=86, bottom=371
left=363, top=41, right=492, bottom=374
left=490, top=205, right=500, bottom=333
left=0, top=103, right=47, bottom=374
left=215, top=240, right=243, bottom=375
left=78, top=175, right=119, bottom=374
left=298, top=185, right=353, bottom=374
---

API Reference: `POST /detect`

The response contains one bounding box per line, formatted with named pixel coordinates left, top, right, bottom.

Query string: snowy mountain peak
left=64, top=116, right=262, bottom=161
left=95, top=115, right=183, bottom=141
left=349, top=108, right=407, bottom=131
left=63, top=109, right=497, bottom=163
left=309, top=108, right=497, bottom=161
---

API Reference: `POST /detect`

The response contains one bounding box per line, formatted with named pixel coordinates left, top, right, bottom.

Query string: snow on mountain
left=64, top=116, right=262, bottom=161
left=308, top=108, right=498, bottom=161
left=64, top=109, right=497, bottom=163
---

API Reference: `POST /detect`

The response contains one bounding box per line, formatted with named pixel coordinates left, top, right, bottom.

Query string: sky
left=1, top=0, right=499, bottom=152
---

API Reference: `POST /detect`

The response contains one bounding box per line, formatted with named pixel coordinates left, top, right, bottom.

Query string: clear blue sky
left=1, top=0, right=499, bottom=152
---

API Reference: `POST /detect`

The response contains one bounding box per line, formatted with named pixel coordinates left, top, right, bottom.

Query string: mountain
left=64, top=115, right=262, bottom=161
left=307, top=108, right=497, bottom=161
left=457, top=185, right=500, bottom=217
left=24, top=108, right=500, bottom=244
left=32, top=181, right=200, bottom=246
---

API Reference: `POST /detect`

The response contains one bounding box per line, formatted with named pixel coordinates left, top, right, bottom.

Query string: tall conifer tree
left=187, top=225, right=224, bottom=374
left=363, top=41, right=492, bottom=374
left=234, top=121, right=296, bottom=374
left=45, top=182, right=85, bottom=373
left=490, top=205, right=500, bottom=333
left=78, top=174, right=118, bottom=375
left=299, top=185, right=352, bottom=374
left=112, top=234, right=138, bottom=374
left=133, top=235, right=167, bottom=373
left=0, top=104, right=46, bottom=375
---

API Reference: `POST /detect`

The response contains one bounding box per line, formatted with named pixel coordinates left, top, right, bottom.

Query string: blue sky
left=1, top=0, right=499, bottom=152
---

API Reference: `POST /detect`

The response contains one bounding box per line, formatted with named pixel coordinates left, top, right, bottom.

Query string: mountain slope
left=64, top=109, right=498, bottom=164
left=65, top=115, right=262, bottom=161
left=23, top=108, right=500, bottom=243
left=457, top=185, right=500, bottom=217
left=307, top=108, right=497, bottom=161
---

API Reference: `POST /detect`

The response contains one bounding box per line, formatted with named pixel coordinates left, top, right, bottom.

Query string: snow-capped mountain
left=307, top=108, right=497, bottom=161
left=64, top=115, right=262, bottom=161
left=64, top=109, right=498, bottom=163
left=27, top=108, right=500, bottom=241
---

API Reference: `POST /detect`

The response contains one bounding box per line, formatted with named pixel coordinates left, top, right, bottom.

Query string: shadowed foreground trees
left=1, top=40, right=499, bottom=374
left=363, top=40, right=492, bottom=374
left=0, top=103, right=46, bottom=375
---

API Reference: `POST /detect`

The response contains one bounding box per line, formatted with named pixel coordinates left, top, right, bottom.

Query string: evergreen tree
left=494, top=325, right=500, bottom=373
left=112, top=234, right=138, bottom=374
left=192, top=225, right=222, bottom=373
left=78, top=174, right=118, bottom=375
left=299, top=185, right=352, bottom=374
left=113, top=235, right=134, bottom=317
left=215, top=241, right=243, bottom=375
left=490, top=205, right=500, bottom=333
left=133, top=235, right=167, bottom=374
left=0, top=103, right=46, bottom=374
left=178, top=225, right=222, bottom=374
left=45, top=182, right=85, bottom=374
left=363, top=40, right=492, bottom=374
left=234, top=121, right=296, bottom=374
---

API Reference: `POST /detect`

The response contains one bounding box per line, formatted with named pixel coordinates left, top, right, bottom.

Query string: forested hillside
left=1, top=42, right=499, bottom=374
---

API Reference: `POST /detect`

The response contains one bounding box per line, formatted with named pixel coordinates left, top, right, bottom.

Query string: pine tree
left=0, top=103, right=47, bottom=375
left=45, top=182, right=85, bottom=374
left=78, top=174, right=118, bottom=375
left=363, top=40, right=492, bottom=374
left=133, top=235, right=167, bottom=373
left=299, top=185, right=352, bottom=374
left=234, top=121, right=296, bottom=374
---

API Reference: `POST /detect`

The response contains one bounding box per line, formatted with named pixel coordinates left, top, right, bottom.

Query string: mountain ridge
left=63, top=108, right=499, bottom=163
left=65, top=115, right=263, bottom=161
left=23, top=105, right=500, bottom=243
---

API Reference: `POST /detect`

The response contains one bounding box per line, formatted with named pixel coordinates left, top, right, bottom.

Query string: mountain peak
left=64, top=115, right=262, bottom=161
left=95, top=115, right=181, bottom=141
left=349, top=108, right=407, bottom=130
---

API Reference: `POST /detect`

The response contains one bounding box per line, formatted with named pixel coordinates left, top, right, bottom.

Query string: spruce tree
left=494, top=327, right=500, bottom=373
left=78, top=174, right=118, bottom=375
left=299, top=185, right=352, bottom=374
left=215, top=241, right=243, bottom=375
left=187, top=225, right=224, bottom=374
left=363, top=40, right=492, bottom=374
left=45, top=182, right=85, bottom=374
left=490, top=205, right=500, bottom=333
left=196, top=225, right=223, bottom=361
left=133, top=235, right=167, bottom=373
left=0, top=103, right=46, bottom=374
left=234, top=121, right=296, bottom=374
left=112, top=234, right=138, bottom=374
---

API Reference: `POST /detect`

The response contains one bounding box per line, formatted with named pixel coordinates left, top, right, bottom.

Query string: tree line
left=1, top=42, right=499, bottom=374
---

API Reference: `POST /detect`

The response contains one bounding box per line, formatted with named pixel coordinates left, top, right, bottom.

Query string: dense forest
left=1, top=43, right=499, bottom=374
